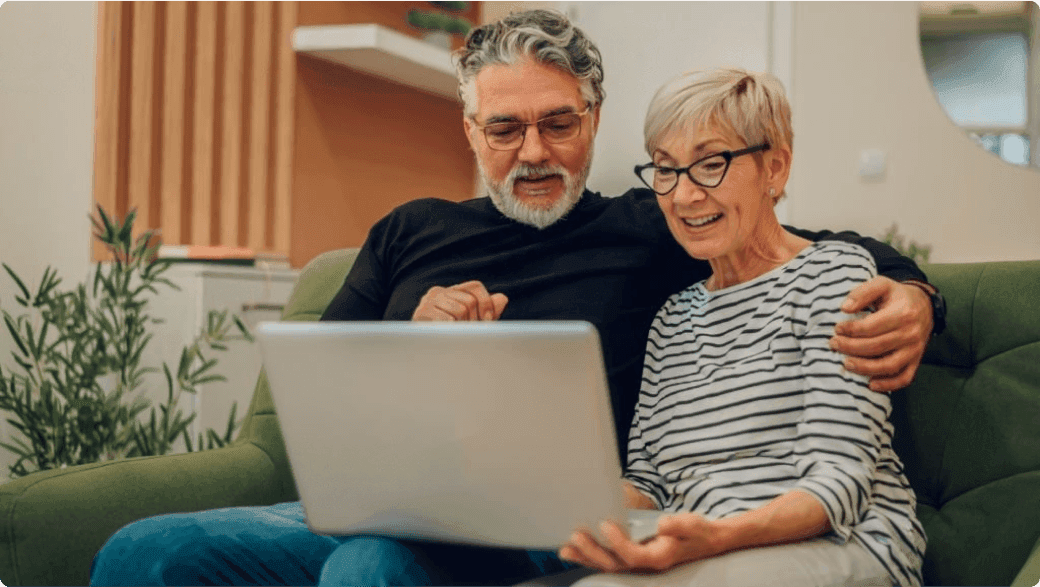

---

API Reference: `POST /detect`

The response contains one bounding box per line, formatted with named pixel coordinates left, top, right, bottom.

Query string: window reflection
left=971, top=132, right=1031, bottom=165
left=919, top=1, right=1038, bottom=168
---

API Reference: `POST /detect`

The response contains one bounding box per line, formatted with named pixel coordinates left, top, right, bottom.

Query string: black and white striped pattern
left=626, top=242, right=926, bottom=586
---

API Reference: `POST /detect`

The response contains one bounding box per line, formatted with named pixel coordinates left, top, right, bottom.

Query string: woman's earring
left=769, top=188, right=776, bottom=197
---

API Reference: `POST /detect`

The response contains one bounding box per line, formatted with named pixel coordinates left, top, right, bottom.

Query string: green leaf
left=167, top=419, right=192, bottom=443
left=95, top=205, right=114, bottom=236
left=35, top=266, right=62, bottom=306
left=2, top=263, right=32, bottom=301
left=89, top=212, right=106, bottom=240
left=129, top=333, right=152, bottom=366
left=23, top=323, right=40, bottom=361
left=206, top=429, right=222, bottom=449
left=4, top=315, right=30, bottom=358
left=232, top=315, right=254, bottom=341
left=132, top=231, right=153, bottom=259
left=35, top=321, right=50, bottom=357
left=182, top=428, right=194, bottom=453
left=224, top=401, right=239, bottom=441
left=91, top=263, right=102, bottom=298
left=0, top=441, right=31, bottom=459
left=189, top=358, right=219, bottom=379
left=153, top=275, right=177, bottom=290
left=119, top=209, right=136, bottom=245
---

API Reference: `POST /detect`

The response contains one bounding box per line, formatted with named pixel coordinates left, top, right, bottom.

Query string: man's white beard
left=478, top=154, right=592, bottom=229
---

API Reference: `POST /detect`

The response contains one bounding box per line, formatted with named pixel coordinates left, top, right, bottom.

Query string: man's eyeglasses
left=634, top=143, right=771, bottom=195
left=474, top=107, right=591, bottom=151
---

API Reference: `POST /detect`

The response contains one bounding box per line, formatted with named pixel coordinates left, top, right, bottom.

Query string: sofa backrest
left=233, top=248, right=360, bottom=502
left=891, top=260, right=1040, bottom=586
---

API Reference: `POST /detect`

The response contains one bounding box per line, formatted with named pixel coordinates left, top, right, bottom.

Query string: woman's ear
left=766, top=145, right=792, bottom=192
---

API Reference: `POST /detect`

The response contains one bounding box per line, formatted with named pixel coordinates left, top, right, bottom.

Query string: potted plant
left=407, top=1, right=473, bottom=48
left=880, top=223, right=932, bottom=264
left=0, top=206, right=251, bottom=478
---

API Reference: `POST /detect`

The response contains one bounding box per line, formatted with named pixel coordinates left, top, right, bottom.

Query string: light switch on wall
left=859, top=149, right=887, bottom=181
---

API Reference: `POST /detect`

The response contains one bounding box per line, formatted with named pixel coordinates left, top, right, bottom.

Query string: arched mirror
left=919, top=1, right=1039, bottom=168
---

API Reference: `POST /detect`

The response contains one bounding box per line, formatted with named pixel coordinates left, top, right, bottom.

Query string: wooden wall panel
left=247, top=1, right=274, bottom=252
left=272, top=3, right=298, bottom=255
left=219, top=1, right=246, bottom=247
left=92, top=2, right=129, bottom=260
left=92, top=1, right=294, bottom=258
left=159, top=1, right=188, bottom=245
left=94, top=1, right=476, bottom=266
left=190, top=2, right=217, bottom=246
left=127, top=1, right=157, bottom=229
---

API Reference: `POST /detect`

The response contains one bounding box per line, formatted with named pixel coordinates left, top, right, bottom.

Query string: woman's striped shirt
left=625, top=241, right=926, bottom=586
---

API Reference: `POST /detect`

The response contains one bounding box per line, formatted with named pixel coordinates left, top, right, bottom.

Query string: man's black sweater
left=321, top=188, right=928, bottom=455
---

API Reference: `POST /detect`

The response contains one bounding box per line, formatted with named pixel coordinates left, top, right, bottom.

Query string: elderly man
left=90, top=9, right=941, bottom=587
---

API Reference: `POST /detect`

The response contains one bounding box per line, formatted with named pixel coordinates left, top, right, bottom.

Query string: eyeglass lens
left=639, top=155, right=730, bottom=193
left=483, top=113, right=583, bottom=150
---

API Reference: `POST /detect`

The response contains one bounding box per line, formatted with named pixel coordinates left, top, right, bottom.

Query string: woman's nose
left=671, top=173, right=708, bottom=205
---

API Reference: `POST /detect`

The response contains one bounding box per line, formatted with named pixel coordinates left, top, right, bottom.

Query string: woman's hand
left=558, top=514, right=722, bottom=573
left=830, top=276, right=932, bottom=392
left=622, top=482, right=657, bottom=510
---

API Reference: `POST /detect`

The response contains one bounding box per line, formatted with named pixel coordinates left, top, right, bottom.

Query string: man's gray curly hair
left=453, top=9, right=605, bottom=117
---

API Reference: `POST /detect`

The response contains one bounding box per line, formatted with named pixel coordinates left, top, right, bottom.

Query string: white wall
left=0, top=1, right=98, bottom=477
left=484, top=1, right=1040, bottom=263
left=788, top=2, right=1040, bottom=263
left=562, top=2, right=773, bottom=199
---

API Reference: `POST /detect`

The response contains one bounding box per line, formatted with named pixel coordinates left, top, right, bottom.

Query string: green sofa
left=0, top=249, right=1037, bottom=586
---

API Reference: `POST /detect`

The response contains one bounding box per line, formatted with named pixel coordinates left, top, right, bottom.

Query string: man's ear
left=590, top=104, right=602, bottom=137
left=463, top=116, right=478, bottom=152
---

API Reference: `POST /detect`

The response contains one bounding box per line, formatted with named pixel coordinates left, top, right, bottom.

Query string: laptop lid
left=256, top=320, right=628, bottom=549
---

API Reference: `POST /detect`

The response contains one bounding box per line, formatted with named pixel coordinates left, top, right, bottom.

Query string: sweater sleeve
left=320, top=215, right=394, bottom=322
left=624, top=411, right=668, bottom=509
left=784, top=225, right=927, bottom=284
left=623, top=308, right=670, bottom=509
left=790, top=246, right=891, bottom=542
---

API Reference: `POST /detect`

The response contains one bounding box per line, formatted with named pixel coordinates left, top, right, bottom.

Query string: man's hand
left=831, top=276, right=933, bottom=392
left=411, top=281, right=508, bottom=321
left=559, top=514, right=720, bottom=573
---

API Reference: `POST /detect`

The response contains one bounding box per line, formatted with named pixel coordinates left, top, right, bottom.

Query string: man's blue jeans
left=89, top=501, right=576, bottom=586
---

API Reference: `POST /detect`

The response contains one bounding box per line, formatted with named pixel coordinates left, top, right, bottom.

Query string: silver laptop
left=256, top=320, right=661, bottom=549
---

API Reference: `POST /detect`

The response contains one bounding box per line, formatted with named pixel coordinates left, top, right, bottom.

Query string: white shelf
left=292, top=24, right=459, bottom=101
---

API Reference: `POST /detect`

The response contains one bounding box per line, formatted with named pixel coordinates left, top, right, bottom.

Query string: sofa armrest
left=0, top=440, right=292, bottom=586
left=1012, top=533, right=1040, bottom=587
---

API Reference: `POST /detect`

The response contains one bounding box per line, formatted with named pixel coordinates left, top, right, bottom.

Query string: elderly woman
left=559, top=68, right=926, bottom=587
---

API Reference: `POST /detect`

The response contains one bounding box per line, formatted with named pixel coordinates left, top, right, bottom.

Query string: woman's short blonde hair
left=644, top=68, right=793, bottom=203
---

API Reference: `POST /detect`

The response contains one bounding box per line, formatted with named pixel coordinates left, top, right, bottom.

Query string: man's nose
left=516, top=125, right=550, bottom=163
